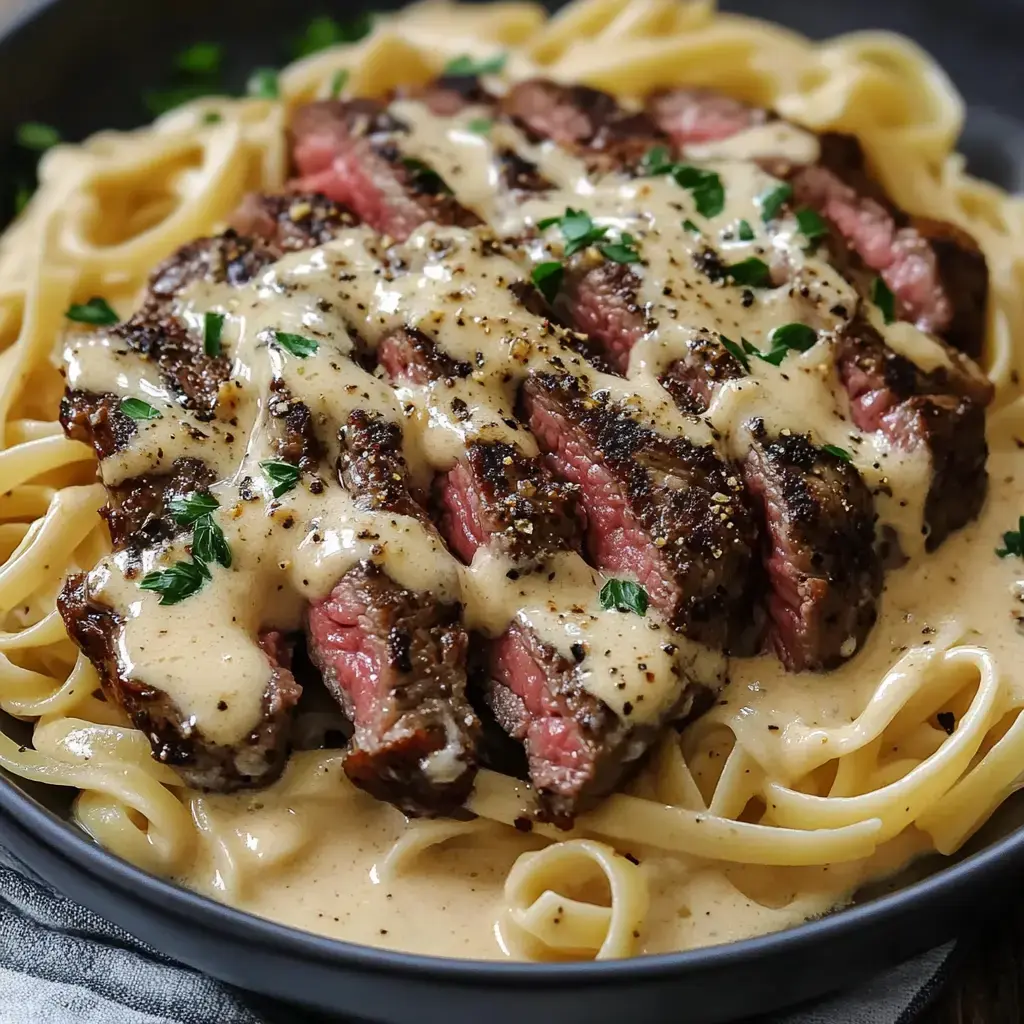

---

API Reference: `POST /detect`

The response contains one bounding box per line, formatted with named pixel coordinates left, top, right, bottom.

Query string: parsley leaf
left=531, top=262, right=564, bottom=303
left=139, top=560, right=209, bottom=606
left=996, top=516, right=1024, bottom=559
left=466, top=117, right=493, bottom=135
left=401, top=157, right=452, bottom=194
left=167, top=492, right=219, bottom=527
left=119, top=397, right=162, bottom=421
left=640, top=146, right=673, bottom=175
left=599, top=579, right=649, bottom=616
left=329, top=69, right=349, bottom=99
left=682, top=219, right=702, bottom=236
left=443, top=52, right=507, bottom=76
left=758, top=182, right=793, bottom=222
left=822, top=444, right=853, bottom=463
left=16, top=122, right=60, bottom=151
left=175, top=42, right=222, bottom=76
left=13, top=183, right=31, bottom=215
left=719, top=334, right=751, bottom=374
left=757, top=322, right=819, bottom=366
left=260, top=460, right=300, bottom=499
left=795, top=208, right=828, bottom=244
left=202, top=111, right=223, bottom=125
left=273, top=331, right=319, bottom=358
left=725, top=257, right=771, bottom=288
left=66, top=297, right=119, bottom=326
left=192, top=514, right=232, bottom=569
left=672, top=165, right=725, bottom=218
left=293, top=14, right=373, bottom=58
left=872, top=276, right=896, bottom=325
left=203, top=312, right=225, bottom=357
left=247, top=68, right=280, bottom=100
left=736, top=219, right=755, bottom=241
left=599, top=232, right=641, bottom=264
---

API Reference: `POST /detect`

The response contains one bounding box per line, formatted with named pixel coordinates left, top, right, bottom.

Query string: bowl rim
left=1, top=0, right=1022, bottom=989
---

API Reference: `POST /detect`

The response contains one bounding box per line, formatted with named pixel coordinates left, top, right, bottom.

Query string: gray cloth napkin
left=0, top=845, right=954, bottom=1024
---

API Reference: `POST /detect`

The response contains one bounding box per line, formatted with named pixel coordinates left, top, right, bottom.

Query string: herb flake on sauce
left=599, top=579, right=649, bottom=616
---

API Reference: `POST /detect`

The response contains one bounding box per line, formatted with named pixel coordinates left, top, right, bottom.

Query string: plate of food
left=0, top=0, right=1022, bottom=1020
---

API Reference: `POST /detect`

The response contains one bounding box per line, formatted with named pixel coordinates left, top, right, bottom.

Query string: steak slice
left=522, top=372, right=760, bottom=652
left=57, top=574, right=300, bottom=791
left=837, top=320, right=989, bottom=549
left=501, top=79, right=664, bottom=171
left=658, top=331, right=746, bottom=415
left=743, top=426, right=882, bottom=672
left=646, top=88, right=768, bottom=147
left=305, top=408, right=479, bottom=815
left=289, top=99, right=481, bottom=240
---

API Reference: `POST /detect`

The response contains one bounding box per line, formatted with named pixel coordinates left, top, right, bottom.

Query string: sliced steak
left=646, top=88, right=768, bottom=147
left=305, top=408, right=479, bottom=815
left=402, top=74, right=494, bottom=116
left=57, top=573, right=300, bottom=791
left=743, top=426, right=881, bottom=672
left=501, top=79, right=664, bottom=170
left=289, top=99, right=481, bottom=240
left=229, top=190, right=358, bottom=251
left=659, top=331, right=746, bottom=415
left=837, top=320, right=989, bottom=548
left=522, top=372, right=760, bottom=652
left=60, top=389, right=135, bottom=462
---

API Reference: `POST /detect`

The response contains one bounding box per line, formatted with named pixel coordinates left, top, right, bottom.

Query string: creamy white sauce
left=64, top=95, right=1013, bottom=958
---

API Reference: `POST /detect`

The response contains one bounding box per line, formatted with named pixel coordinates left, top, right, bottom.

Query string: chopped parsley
left=758, top=322, right=819, bottom=366
left=13, top=183, right=31, bottom=215
left=273, top=331, right=319, bottom=358
left=725, top=257, right=770, bottom=288
left=736, top=219, right=755, bottom=241
left=872, top=276, right=897, bottom=324
left=168, top=492, right=231, bottom=569
left=822, top=444, right=853, bottom=463
left=202, top=111, right=223, bottom=125
left=175, top=42, right=222, bottom=76
left=443, top=52, right=507, bottom=76
left=260, top=459, right=301, bottom=499
left=292, top=13, right=373, bottom=58
left=531, top=261, right=564, bottom=302
left=466, top=117, right=494, bottom=135
left=599, top=233, right=641, bottom=264
left=167, top=492, right=219, bottom=526
left=795, top=207, right=828, bottom=244
left=682, top=219, right=702, bottom=236
left=247, top=67, right=280, bottom=100
left=16, top=122, right=60, bottom=151
left=119, top=398, right=162, bottom=421
left=329, top=69, right=349, bottom=99
left=139, top=560, right=210, bottom=606
left=719, top=334, right=751, bottom=374
left=641, top=147, right=725, bottom=218
left=758, top=182, right=792, bottom=222
left=996, top=516, right=1024, bottom=559
left=203, top=312, right=225, bottom=357
left=65, top=297, right=119, bottom=326
left=599, top=579, right=649, bottom=616
left=401, top=157, right=452, bottom=194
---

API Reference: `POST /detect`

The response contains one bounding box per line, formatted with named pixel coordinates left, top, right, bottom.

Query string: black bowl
left=1, top=2, right=1023, bottom=1021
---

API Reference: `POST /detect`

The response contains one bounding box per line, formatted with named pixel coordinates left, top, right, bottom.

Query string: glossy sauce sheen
left=62, top=102, right=1018, bottom=956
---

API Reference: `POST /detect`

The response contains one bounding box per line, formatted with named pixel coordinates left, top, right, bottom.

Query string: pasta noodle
left=0, top=0, right=1022, bottom=961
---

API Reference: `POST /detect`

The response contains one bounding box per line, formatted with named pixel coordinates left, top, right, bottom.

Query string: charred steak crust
left=60, top=389, right=136, bottom=462
left=659, top=332, right=746, bottom=416
left=742, top=426, right=882, bottom=672
left=522, top=372, right=760, bottom=652
left=306, top=561, right=477, bottom=816
left=57, top=573, right=300, bottom=791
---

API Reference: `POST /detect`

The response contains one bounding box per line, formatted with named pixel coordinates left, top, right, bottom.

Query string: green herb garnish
left=202, top=111, right=223, bottom=125
left=822, top=444, right=853, bottom=463
left=167, top=492, right=219, bottom=526
left=247, top=67, right=280, bottom=100
left=599, top=232, right=641, bottom=264
left=599, top=579, right=649, bottom=616
left=736, top=219, right=755, bottom=241
left=757, top=322, right=819, bottom=366
left=192, top=513, right=232, bottom=569
left=682, top=219, right=702, bottom=236
left=273, top=331, right=319, bottom=358
left=531, top=262, right=564, bottom=303
left=329, top=69, right=349, bottom=99
left=260, top=459, right=301, bottom=499
left=145, top=84, right=216, bottom=117
left=65, top=297, right=119, bottom=326
left=293, top=13, right=373, bottom=58
left=538, top=208, right=604, bottom=256
left=725, top=257, right=771, bottom=288
left=13, top=184, right=31, bottom=215
left=640, top=146, right=673, bottom=175
left=203, top=312, right=225, bottom=357
left=401, top=157, right=452, bottom=194
left=996, top=516, right=1024, bottom=559
left=795, top=208, right=828, bottom=244
left=466, top=117, right=494, bottom=135
left=16, top=122, right=60, bottom=152
left=139, top=560, right=210, bottom=606
left=719, top=334, right=751, bottom=374
left=672, top=165, right=725, bottom=218
left=443, top=52, right=507, bottom=76
left=758, top=182, right=792, bottom=222
left=119, top=397, right=162, bottom=421
left=872, top=276, right=896, bottom=325
left=175, top=42, right=222, bottom=76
